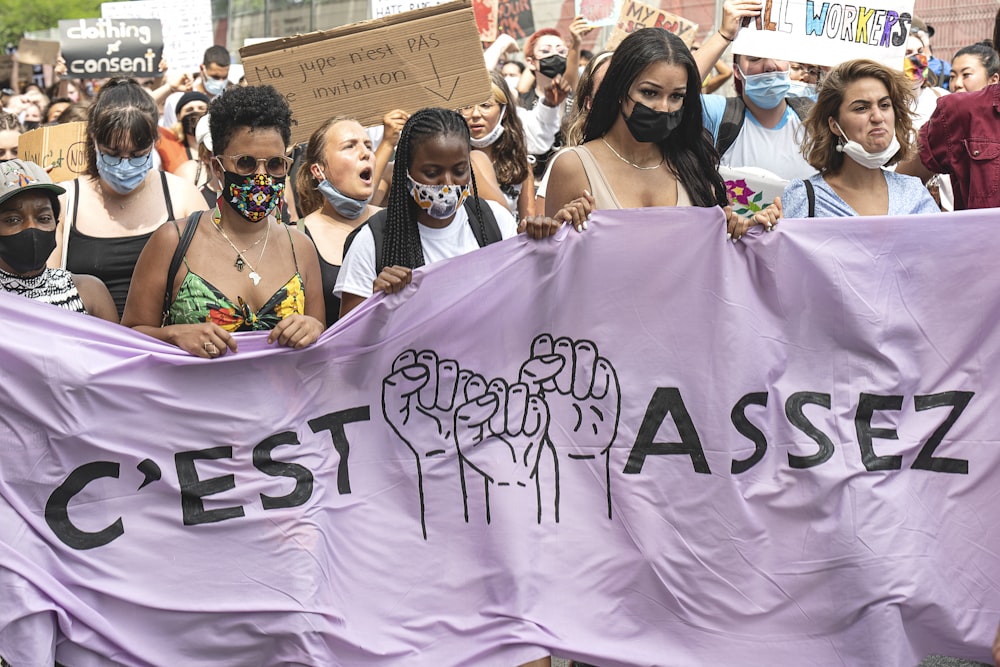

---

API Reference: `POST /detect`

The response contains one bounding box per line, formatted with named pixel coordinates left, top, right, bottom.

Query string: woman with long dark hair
left=545, top=28, right=779, bottom=238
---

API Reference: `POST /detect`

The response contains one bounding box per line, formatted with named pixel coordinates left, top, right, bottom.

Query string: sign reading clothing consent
left=732, top=0, right=915, bottom=66
left=0, top=207, right=997, bottom=666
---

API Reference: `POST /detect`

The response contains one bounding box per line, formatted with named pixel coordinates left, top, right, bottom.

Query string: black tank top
left=66, top=172, right=175, bottom=317
left=302, top=225, right=340, bottom=328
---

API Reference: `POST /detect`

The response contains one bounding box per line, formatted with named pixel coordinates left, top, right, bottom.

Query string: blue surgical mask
left=96, top=149, right=153, bottom=194
left=787, top=80, right=817, bottom=101
left=317, top=172, right=370, bottom=219
left=203, top=76, right=227, bottom=97
left=739, top=66, right=791, bottom=109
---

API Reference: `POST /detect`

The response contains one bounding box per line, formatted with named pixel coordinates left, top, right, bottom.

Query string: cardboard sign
left=473, top=0, right=499, bottom=42
left=18, top=122, right=88, bottom=182
left=496, top=0, right=535, bottom=40
left=16, top=39, right=61, bottom=67
left=371, top=0, right=450, bottom=19
left=576, top=0, right=623, bottom=27
left=606, top=0, right=699, bottom=49
left=240, top=0, right=493, bottom=145
left=0, top=55, right=13, bottom=86
left=731, top=0, right=913, bottom=67
left=101, top=0, right=213, bottom=74
left=58, top=18, right=163, bottom=79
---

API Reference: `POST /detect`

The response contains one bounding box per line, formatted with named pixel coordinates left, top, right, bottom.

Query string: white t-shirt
left=334, top=199, right=517, bottom=299
left=702, top=95, right=815, bottom=181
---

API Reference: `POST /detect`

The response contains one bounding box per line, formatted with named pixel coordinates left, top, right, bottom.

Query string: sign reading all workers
left=731, top=0, right=913, bottom=67
left=59, top=18, right=163, bottom=79
left=241, top=0, right=492, bottom=146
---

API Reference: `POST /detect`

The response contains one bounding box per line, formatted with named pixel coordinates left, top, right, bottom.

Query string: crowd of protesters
left=2, top=1, right=1000, bottom=665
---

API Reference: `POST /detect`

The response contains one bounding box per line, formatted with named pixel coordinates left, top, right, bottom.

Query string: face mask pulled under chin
left=833, top=120, right=901, bottom=170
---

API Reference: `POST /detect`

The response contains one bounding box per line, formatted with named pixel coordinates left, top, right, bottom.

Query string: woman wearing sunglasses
left=48, top=78, right=206, bottom=318
left=122, top=85, right=325, bottom=358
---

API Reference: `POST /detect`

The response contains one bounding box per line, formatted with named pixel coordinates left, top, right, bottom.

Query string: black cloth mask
left=622, top=99, right=683, bottom=143
left=537, top=54, right=567, bottom=79
left=0, top=227, right=56, bottom=274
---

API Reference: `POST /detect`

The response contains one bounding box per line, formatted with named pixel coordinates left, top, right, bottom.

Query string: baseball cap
left=0, top=159, right=65, bottom=209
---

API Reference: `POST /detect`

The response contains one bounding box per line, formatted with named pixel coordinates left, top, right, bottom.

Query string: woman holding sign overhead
left=48, top=78, right=205, bottom=317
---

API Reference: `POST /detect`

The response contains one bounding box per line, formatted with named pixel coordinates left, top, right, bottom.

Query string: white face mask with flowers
left=407, top=174, right=470, bottom=219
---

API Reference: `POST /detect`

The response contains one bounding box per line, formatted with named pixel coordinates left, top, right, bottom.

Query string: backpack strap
left=162, top=211, right=202, bottom=325
left=715, top=96, right=746, bottom=157
left=343, top=208, right=389, bottom=274
left=464, top=197, right=502, bottom=247
left=803, top=179, right=815, bottom=218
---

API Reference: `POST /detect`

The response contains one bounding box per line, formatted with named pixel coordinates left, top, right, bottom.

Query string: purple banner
left=1, top=206, right=997, bottom=666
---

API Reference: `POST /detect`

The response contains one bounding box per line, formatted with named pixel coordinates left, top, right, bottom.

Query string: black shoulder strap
left=343, top=208, right=389, bottom=274
left=72, top=178, right=80, bottom=226
left=786, top=95, right=815, bottom=121
left=162, top=211, right=201, bottom=324
left=715, top=96, right=746, bottom=157
left=803, top=179, right=815, bottom=218
left=161, top=170, right=175, bottom=221
left=465, top=197, right=502, bottom=247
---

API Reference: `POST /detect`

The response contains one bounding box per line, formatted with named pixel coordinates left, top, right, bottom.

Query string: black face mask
left=181, top=113, right=202, bottom=138
left=22, top=121, right=40, bottom=132
left=622, top=99, right=684, bottom=143
left=537, top=54, right=567, bottom=79
left=0, top=227, right=56, bottom=274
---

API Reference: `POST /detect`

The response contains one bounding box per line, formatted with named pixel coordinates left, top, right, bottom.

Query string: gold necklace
left=211, top=207, right=269, bottom=285
left=601, top=137, right=664, bottom=170
left=97, top=177, right=147, bottom=210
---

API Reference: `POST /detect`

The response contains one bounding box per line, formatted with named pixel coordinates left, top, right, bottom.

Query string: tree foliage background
left=0, top=0, right=103, bottom=48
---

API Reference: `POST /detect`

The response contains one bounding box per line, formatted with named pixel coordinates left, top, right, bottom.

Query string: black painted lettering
left=911, top=391, right=973, bottom=474
left=254, top=432, right=313, bottom=510
left=730, top=392, right=769, bottom=474
left=308, top=406, right=371, bottom=494
left=785, top=391, right=835, bottom=469
left=623, top=387, right=710, bottom=474
left=45, top=461, right=124, bottom=550
left=854, top=393, right=904, bottom=471
left=175, top=446, right=245, bottom=525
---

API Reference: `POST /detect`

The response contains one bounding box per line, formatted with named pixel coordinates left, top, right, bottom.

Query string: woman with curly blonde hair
left=781, top=59, right=938, bottom=218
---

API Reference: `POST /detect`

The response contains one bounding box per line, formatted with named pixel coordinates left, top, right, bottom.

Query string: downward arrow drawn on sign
left=423, top=53, right=460, bottom=102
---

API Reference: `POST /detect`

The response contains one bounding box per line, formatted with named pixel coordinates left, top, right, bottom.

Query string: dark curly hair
left=208, top=85, right=292, bottom=157
left=383, top=107, right=485, bottom=270
left=85, top=78, right=158, bottom=179
left=584, top=28, right=727, bottom=208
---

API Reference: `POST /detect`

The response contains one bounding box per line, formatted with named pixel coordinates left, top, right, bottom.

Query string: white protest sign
left=101, top=0, right=213, bottom=73
left=731, top=0, right=914, bottom=68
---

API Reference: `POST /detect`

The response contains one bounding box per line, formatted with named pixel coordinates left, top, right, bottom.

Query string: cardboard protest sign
left=101, top=0, right=213, bottom=74
left=731, top=0, right=914, bottom=67
left=240, top=0, right=493, bottom=146
left=473, top=0, right=499, bottom=42
left=496, top=0, right=535, bottom=40
left=18, top=122, right=88, bottom=182
left=59, top=18, right=163, bottom=79
left=576, top=0, right=623, bottom=27
left=371, top=0, right=450, bottom=19
left=16, top=39, right=61, bottom=67
left=606, top=0, right=699, bottom=50
left=0, top=55, right=13, bottom=86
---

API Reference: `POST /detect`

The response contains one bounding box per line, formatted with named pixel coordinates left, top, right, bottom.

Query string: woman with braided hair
left=336, top=107, right=580, bottom=317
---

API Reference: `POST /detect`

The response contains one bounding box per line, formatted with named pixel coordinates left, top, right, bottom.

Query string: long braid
left=383, top=108, right=481, bottom=269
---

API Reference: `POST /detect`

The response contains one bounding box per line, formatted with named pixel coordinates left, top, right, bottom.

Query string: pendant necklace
left=211, top=207, right=269, bottom=286
left=601, top=137, right=664, bottom=170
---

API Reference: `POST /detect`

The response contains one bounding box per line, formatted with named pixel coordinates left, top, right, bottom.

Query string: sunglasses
left=217, top=154, right=293, bottom=178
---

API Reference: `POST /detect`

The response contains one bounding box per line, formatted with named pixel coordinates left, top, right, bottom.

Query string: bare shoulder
left=71, top=273, right=118, bottom=323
